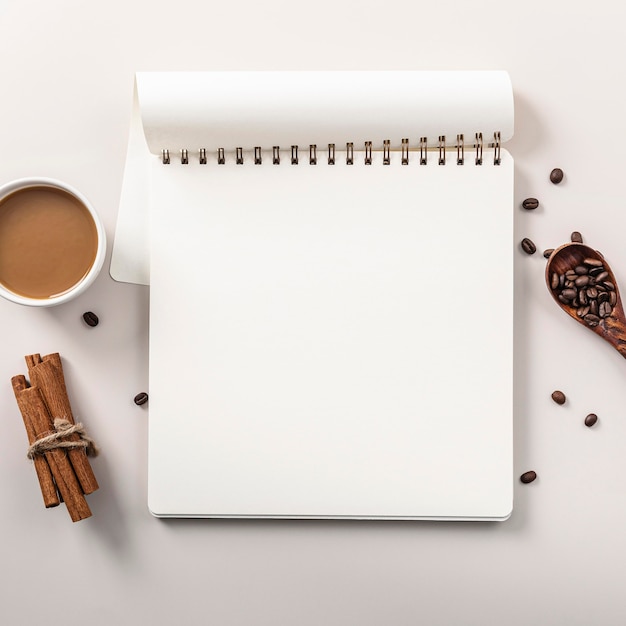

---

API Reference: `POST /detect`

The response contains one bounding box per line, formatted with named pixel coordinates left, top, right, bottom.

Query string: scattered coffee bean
left=134, top=392, right=149, bottom=406
left=522, top=197, right=539, bottom=210
left=521, top=238, right=537, bottom=255
left=584, top=413, right=598, bottom=427
left=551, top=390, right=566, bottom=405
left=82, top=311, right=99, bottom=327
left=550, top=168, right=564, bottom=184
left=543, top=248, right=555, bottom=259
left=520, top=470, right=537, bottom=484
left=549, top=254, right=616, bottom=326
left=571, top=231, right=583, bottom=243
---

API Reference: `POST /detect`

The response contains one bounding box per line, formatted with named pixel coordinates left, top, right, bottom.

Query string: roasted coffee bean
left=550, top=272, right=559, bottom=289
left=577, top=305, right=590, bottom=317
left=604, top=281, right=615, bottom=291
left=571, top=231, right=583, bottom=243
left=589, top=266, right=605, bottom=277
left=599, top=302, right=611, bottom=318
left=82, top=311, right=99, bottom=327
left=579, top=290, right=588, bottom=305
left=574, top=265, right=588, bottom=275
left=574, top=275, right=589, bottom=287
left=560, top=288, right=577, bottom=301
left=589, top=300, right=598, bottom=316
left=134, top=392, right=149, bottom=406
left=549, top=168, right=564, bottom=184
left=521, top=238, right=536, bottom=254
left=522, top=197, right=539, bottom=210
left=595, top=271, right=609, bottom=282
left=551, top=390, right=566, bottom=405
left=598, top=291, right=609, bottom=303
left=520, top=470, right=537, bottom=484
left=584, top=257, right=603, bottom=267
left=566, top=269, right=577, bottom=280
left=587, top=287, right=598, bottom=299
left=543, top=248, right=555, bottom=259
left=584, top=413, right=598, bottom=427
left=584, top=313, right=600, bottom=326
left=610, top=291, right=617, bottom=306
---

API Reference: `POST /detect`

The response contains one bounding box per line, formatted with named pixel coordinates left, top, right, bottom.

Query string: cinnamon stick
left=25, top=353, right=99, bottom=495
left=11, top=375, right=60, bottom=508
left=13, top=384, right=91, bottom=521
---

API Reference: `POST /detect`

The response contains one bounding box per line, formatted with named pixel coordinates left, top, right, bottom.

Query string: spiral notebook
left=113, top=71, right=515, bottom=520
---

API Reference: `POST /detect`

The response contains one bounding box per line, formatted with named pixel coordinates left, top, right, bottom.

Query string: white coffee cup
left=0, top=178, right=106, bottom=307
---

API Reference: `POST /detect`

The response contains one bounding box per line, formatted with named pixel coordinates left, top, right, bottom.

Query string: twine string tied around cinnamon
left=27, top=418, right=99, bottom=460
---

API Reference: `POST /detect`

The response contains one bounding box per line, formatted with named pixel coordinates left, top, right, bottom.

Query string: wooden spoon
left=545, top=243, right=626, bottom=358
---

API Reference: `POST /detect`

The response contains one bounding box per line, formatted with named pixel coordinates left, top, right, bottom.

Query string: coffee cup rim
left=0, top=177, right=106, bottom=307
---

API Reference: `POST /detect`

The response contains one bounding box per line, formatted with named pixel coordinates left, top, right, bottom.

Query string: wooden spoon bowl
left=545, top=243, right=626, bottom=358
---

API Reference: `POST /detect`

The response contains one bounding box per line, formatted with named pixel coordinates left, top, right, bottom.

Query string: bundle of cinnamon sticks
left=12, top=353, right=99, bottom=522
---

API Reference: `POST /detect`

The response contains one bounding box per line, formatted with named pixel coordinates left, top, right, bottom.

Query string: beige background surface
left=1, top=1, right=626, bottom=624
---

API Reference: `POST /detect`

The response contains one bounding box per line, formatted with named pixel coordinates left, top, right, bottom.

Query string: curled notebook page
left=111, top=71, right=513, bottom=285
left=137, top=70, right=513, bottom=153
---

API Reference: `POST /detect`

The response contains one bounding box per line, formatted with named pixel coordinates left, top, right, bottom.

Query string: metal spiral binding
left=161, top=135, right=504, bottom=166
left=438, top=136, right=446, bottom=165
left=401, top=138, right=409, bottom=165
left=474, top=133, right=483, bottom=166
left=346, top=142, right=354, bottom=165
left=420, top=137, right=428, bottom=165
left=493, top=131, right=501, bottom=166
left=364, top=142, right=372, bottom=165
left=456, top=135, right=464, bottom=165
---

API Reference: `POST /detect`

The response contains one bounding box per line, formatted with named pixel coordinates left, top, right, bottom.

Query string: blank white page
left=148, top=148, right=513, bottom=520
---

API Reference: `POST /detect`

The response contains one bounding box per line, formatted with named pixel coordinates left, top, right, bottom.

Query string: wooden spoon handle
left=601, top=314, right=626, bottom=358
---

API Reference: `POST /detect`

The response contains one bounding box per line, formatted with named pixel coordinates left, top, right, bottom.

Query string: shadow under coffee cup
left=0, top=178, right=106, bottom=307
